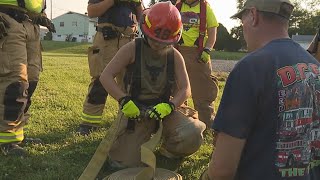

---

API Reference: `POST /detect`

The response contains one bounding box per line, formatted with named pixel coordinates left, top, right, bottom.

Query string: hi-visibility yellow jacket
left=0, top=0, right=45, bottom=13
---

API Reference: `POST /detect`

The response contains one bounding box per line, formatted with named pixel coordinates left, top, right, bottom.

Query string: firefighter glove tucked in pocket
left=200, top=49, right=211, bottom=63
left=147, top=102, right=175, bottom=120
left=119, top=96, right=140, bottom=118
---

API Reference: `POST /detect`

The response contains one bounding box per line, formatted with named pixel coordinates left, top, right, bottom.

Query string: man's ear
left=251, top=8, right=259, bottom=27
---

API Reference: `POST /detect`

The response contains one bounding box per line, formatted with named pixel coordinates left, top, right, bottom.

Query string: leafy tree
left=233, top=0, right=320, bottom=47
left=215, top=23, right=230, bottom=51
left=44, top=32, right=52, bottom=40
left=288, top=2, right=319, bottom=36
left=230, top=25, right=246, bottom=50
left=215, top=23, right=241, bottom=51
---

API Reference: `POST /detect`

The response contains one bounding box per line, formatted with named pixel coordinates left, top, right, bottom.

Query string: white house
left=40, top=27, right=48, bottom=40
left=52, top=11, right=97, bottom=43
left=292, top=35, right=314, bottom=50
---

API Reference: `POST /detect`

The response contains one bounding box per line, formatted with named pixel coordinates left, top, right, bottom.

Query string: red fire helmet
left=140, top=1, right=183, bottom=44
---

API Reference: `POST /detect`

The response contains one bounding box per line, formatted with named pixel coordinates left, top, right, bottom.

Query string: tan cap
left=231, top=0, right=294, bottom=19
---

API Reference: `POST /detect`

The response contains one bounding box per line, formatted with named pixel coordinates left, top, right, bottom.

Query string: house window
left=60, top=22, right=64, bottom=27
left=72, top=21, right=77, bottom=26
left=57, top=35, right=61, bottom=37
left=79, top=35, right=83, bottom=37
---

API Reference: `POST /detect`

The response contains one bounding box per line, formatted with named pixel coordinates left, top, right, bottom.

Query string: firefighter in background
left=0, top=0, right=46, bottom=156
left=175, top=0, right=219, bottom=128
left=22, top=5, right=56, bottom=145
left=77, top=0, right=144, bottom=135
left=99, top=1, right=206, bottom=167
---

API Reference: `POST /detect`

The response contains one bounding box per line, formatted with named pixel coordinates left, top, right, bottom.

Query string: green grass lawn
left=0, top=41, right=228, bottom=180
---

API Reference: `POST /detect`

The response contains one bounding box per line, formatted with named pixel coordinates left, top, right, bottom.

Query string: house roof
left=53, top=11, right=97, bottom=22
left=292, top=35, right=314, bottom=42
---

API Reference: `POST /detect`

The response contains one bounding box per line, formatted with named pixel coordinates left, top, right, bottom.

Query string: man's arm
left=207, top=132, right=246, bottom=180
left=204, top=3, right=219, bottom=50
left=87, top=0, right=115, bottom=18
left=99, top=41, right=135, bottom=101
left=170, top=49, right=191, bottom=107
left=205, top=27, right=217, bottom=49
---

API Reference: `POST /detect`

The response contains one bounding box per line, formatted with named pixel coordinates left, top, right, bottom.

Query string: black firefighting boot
left=0, top=143, right=27, bottom=156
left=77, top=124, right=99, bottom=136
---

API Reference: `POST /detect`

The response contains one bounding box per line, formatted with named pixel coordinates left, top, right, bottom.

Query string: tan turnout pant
left=109, top=106, right=206, bottom=167
left=178, top=46, right=219, bottom=128
left=0, top=12, right=42, bottom=144
left=81, top=27, right=133, bottom=126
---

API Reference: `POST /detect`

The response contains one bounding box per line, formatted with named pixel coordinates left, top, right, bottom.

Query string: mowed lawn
left=0, top=41, right=232, bottom=180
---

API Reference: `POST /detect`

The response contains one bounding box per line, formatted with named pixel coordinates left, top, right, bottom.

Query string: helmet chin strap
left=142, top=35, right=151, bottom=47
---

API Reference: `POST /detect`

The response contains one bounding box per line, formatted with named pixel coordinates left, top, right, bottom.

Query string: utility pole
left=50, top=0, right=53, bottom=20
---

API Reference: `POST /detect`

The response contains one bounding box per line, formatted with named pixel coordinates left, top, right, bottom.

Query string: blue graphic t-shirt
left=212, top=39, right=320, bottom=180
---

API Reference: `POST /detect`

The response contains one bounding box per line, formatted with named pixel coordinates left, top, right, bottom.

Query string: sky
left=46, top=0, right=239, bottom=31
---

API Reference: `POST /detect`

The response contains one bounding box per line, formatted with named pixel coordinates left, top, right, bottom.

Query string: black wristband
left=167, top=101, right=175, bottom=111
left=203, top=47, right=212, bottom=54
left=118, top=96, right=131, bottom=108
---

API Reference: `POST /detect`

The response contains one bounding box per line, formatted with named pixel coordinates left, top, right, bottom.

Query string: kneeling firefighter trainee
left=99, top=1, right=206, bottom=167
left=0, top=0, right=51, bottom=156
left=77, top=0, right=144, bottom=135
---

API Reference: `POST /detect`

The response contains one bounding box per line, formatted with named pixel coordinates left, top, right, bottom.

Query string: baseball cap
left=231, top=0, right=294, bottom=20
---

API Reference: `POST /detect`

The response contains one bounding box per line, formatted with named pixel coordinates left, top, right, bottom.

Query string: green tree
left=234, top=0, right=320, bottom=44
left=230, top=25, right=246, bottom=50
left=215, top=23, right=241, bottom=51
left=215, top=23, right=231, bottom=51
left=288, top=2, right=319, bottom=36
left=44, top=32, right=52, bottom=41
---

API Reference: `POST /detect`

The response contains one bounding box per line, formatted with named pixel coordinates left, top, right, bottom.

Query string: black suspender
left=17, top=0, right=25, bottom=8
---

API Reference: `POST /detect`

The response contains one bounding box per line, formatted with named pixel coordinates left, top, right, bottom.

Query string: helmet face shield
left=140, top=1, right=183, bottom=44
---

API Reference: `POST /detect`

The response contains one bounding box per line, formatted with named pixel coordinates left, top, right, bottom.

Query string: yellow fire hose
left=78, top=115, right=182, bottom=180
left=104, top=122, right=182, bottom=180
left=78, top=113, right=123, bottom=180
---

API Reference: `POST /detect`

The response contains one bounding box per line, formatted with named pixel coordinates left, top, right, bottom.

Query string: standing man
left=0, top=0, right=46, bottom=156
left=201, top=0, right=320, bottom=179
left=77, top=0, right=144, bottom=135
left=175, top=0, right=219, bottom=128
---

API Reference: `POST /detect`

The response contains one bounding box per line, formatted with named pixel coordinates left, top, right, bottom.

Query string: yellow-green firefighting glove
left=119, top=96, right=140, bottom=118
left=200, top=48, right=211, bottom=63
left=148, top=102, right=175, bottom=121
